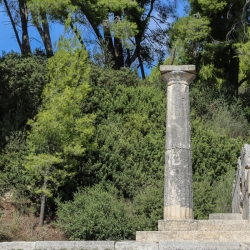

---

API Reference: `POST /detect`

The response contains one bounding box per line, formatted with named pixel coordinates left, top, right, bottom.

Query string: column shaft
left=160, top=66, right=196, bottom=220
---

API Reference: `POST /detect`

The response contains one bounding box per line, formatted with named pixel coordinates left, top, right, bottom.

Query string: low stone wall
left=232, top=144, right=250, bottom=219
left=0, top=241, right=249, bottom=250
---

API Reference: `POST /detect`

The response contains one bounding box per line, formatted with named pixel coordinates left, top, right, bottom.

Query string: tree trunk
left=3, top=0, right=22, bottom=52
left=114, top=37, right=124, bottom=68
left=136, top=37, right=145, bottom=79
left=32, top=12, right=53, bottom=57
left=125, top=48, right=137, bottom=67
left=113, top=13, right=124, bottom=69
left=41, top=13, right=53, bottom=57
left=103, top=24, right=116, bottom=67
left=39, top=176, right=47, bottom=226
left=19, top=0, right=31, bottom=55
left=138, top=52, right=145, bottom=79
left=229, top=47, right=239, bottom=97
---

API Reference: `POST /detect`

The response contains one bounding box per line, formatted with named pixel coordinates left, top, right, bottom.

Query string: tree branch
left=3, top=0, right=22, bottom=52
left=125, top=48, right=137, bottom=67
left=145, top=0, right=155, bottom=24
left=238, top=77, right=248, bottom=88
left=77, top=3, right=103, bottom=41
left=70, top=22, right=86, bottom=49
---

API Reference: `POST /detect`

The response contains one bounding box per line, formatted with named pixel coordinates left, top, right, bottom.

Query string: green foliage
left=206, top=98, right=249, bottom=139
left=56, top=182, right=163, bottom=240
left=79, top=66, right=165, bottom=198
left=28, top=0, right=174, bottom=72
left=172, top=16, right=211, bottom=44
left=132, top=183, right=163, bottom=231
left=168, top=0, right=247, bottom=97
left=197, top=0, right=227, bottom=13
left=0, top=131, right=28, bottom=195
left=169, top=15, right=211, bottom=65
left=237, top=30, right=250, bottom=92
left=192, top=118, right=243, bottom=183
left=56, top=184, right=135, bottom=240
left=212, top=168, right=235, bottom=213
left=193, top=177, right=214, bottom=220
left=1, top=0, right=250, bottom=237
left=25, top=38, right=95, bottom=199
left=191, top=117, right=243, bottom=219
left=55, top=67, right=166, bottom=239
left=109, top=19, right=139, bottom=48
left=0, top=52, right=47, bottom=147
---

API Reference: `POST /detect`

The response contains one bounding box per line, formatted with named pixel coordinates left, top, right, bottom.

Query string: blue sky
left=0, top=1, right=188, bottom=61
left=0, top=7, right=65, bottom=54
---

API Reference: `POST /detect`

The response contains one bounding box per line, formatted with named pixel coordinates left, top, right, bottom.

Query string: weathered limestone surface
left=35, top=241, right=115, bottom=250
left=160, top=65, right=196, bottom=220
left=0, top=241, right=35, bottom=250
left=1, top=241, right=250, bottom=250
left=160, top=65, right=196, bottom=74
left=158, top=220, right=250, bottom=231
left=159, top=241, right=244, bottom=250
left=209, top=213, right=242, bottom=220
left=232, top=144, right=250, bottom=219
left=136, top=231, right=250, bottom=243
left=115, top=241, right=158, bottom=250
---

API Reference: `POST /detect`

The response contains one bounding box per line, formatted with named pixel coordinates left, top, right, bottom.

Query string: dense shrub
left=56, top=184, right=135, bottom=240
left=192, top=118, right=243, bottom=219
left=74, top=66, right=166, bottom=198
left=0, top=53, right=47, bottom=147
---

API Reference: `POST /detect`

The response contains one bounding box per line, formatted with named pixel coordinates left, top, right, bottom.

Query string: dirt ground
left=0, top=195, right=65, bottom=241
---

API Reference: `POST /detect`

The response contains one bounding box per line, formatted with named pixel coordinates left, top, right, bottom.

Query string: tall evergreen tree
left=24, top=38, right=95, bottom=226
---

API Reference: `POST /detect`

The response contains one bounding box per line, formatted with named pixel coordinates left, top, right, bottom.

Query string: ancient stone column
left=160, top=65, right=196, bottom=220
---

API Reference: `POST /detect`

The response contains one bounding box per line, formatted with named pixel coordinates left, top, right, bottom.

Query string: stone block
left=136, top=231, right=218, bottom=242
left=160, top=65, right=196, bottom=73
left=197, top=220, right=250, bottom=231
left=218, top=232, right=250, bottom=243
left=0, top=241, right=35, bottom=250
left=35, top=241, right=115, bottom=250
left=241, top=243, right=250, bottom=250
left=115, top=241, right=158, bottom=250
left=136, top=231, right=250, bottom=243
left=209, top=213, right=242, bottom=220
left=158, top=219, right=250, bottom=231
left=159, top=241, right=243, bottom=250
left=158, top=220, right=197, bottom=231
left=232, top=144, right=250, bottom=220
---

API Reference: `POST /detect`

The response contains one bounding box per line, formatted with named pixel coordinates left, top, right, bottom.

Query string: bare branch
left=2, top=0, right=22, bottom=52
left=150, top=16, right=165, bottom=31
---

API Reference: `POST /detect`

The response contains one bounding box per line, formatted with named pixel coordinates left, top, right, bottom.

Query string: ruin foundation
left=135, top=65, right=250, bottom=249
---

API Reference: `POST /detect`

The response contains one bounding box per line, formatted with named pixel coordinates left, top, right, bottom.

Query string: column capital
left=160, top=65, right=196, bottom=85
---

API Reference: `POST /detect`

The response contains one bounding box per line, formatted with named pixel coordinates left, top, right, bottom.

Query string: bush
left=55, top=184, right=135, bottom=240
left=207, top=98, right=249, bottom=139
left=133, top=182, right=163, bottom=231
left=0, top=53, right=47, bottom=147
left=212, top=168, right=235, bottom=213
left=76, top=66, right=166, bottom=198
left=192, top=118, right=243, bottom=219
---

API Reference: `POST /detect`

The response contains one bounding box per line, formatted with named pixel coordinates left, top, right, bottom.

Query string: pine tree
left=25, top=37, right=95, bottom=226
